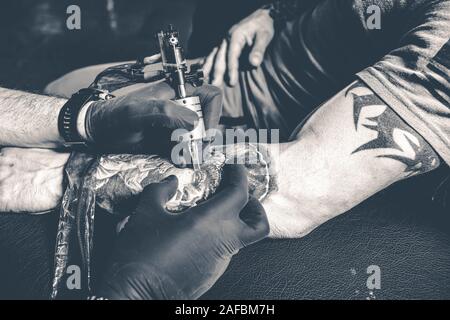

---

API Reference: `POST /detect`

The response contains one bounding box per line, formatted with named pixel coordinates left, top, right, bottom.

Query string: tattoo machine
left=157, top=25, right=205, bottom=171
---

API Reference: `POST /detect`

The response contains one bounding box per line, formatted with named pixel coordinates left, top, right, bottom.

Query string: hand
left=96, top=165, right=270, bottom=300
left=84, top=81, right=223, bottom=155
left=203, top=8, right=275, bottom=87
left=0, top=147, right=69, bottom=213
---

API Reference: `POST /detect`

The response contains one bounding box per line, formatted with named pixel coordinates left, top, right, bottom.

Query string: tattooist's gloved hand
left=83, top=81, right=222, bottom=155
left=95, top=165, right=270, bottom=300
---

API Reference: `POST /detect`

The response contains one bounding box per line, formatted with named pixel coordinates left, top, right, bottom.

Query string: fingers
left=192, top=84, right=223, bottom=130
left=123, top=78, right=221, bottom=133
left=141, top=81, right=176, bottom=100
left=137, top=176, right=179, bottom=214
left=203, top=47, right=218, bottom=81
left=143, top=53, right=162, bottom=65
left=196, top=164, right=248, bottom=217
left=227, top=31, right=247, bottom=86
left=238, top=197, right=270, bottom=247
left=249, top=31, right=272, bottom=67
left=211, top=40, right=228, bottom=87
left=206, top=24, right=270, bottom=87
left=156, top=100, right=199, bottom=130
left=133, top=99, right=198, bottom=131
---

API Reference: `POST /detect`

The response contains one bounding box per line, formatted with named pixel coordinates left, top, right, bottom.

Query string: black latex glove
left=96, top=165, right=269, bottom=300
left=85, top=81, right=222, bottom=155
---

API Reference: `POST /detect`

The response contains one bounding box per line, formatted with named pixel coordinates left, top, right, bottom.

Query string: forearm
left=0, top=87, right=66, bottom=148
left=264, top=80, right=441, bottom=238
left=0, top=148, right=69, bottom=213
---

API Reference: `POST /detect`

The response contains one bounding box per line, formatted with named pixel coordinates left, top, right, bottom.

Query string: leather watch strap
left=58, top=88, right=113, bottom=148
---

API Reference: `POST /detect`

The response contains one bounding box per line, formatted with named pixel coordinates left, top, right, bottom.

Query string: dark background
left=0, top=0, right=266, bottom=91
left=0, top=0, right=450, bottom=300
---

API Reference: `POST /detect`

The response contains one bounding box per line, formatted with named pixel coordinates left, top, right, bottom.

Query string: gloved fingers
left=180, top=83, right=223, bottom=131
left=132, top=99, right=198, bottom=132
left=226, top=30, right=247, bottom=86
left=195, top=164, right=248, bottom=218
left=191, top=84, right=223, bottom=130
left=203, top=47, right=218, bottom=81
left=134, top=81, right=176, bottom=101
left=237, top=197, right=270, bottom=247
left=249, top=30, right=272, bottom=67
left=112, top=81, right=175, bottom=101
left=211, top=40, right=228, bottom=87
left=136, top=176, right=179, bottom=215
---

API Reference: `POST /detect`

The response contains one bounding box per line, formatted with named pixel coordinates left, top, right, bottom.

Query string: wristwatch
left=58, top=88, right=114, bottom=148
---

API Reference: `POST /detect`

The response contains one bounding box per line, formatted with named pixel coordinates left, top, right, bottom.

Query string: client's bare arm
left=0, top=148, right=69, bottom=213
left=0, top=88, right=70, bottom=213
left=263, top=80, right=441, bottom=238
left=0, top=87, right=67, bottom=148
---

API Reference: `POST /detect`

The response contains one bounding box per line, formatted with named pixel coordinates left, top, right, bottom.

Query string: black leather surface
left=204, top=210, right=450, bottom=299
left=203, top=171, right=450, bottom=300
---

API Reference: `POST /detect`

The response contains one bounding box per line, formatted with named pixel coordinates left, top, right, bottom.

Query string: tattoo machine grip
left=157, top=25, right=205, bottom=169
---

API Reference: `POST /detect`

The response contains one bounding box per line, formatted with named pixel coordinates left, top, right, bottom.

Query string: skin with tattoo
left=347, top=82, right=440, bottom=176
left=262, top=80, right=440, bottom=237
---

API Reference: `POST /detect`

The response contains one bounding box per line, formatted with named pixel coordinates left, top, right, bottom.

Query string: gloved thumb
left=238, top=197, right=270, bottom=247
left=249, top=31, right=272, bottom=67
left=136, top=176, right=179, bottom=214
left=196, top=165, right=248, bottom=218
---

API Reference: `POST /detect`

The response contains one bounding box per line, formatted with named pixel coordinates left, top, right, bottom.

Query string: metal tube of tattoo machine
left=157, top=25, right=205, bottom=171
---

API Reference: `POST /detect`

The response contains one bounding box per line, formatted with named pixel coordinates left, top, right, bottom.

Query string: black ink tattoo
left=346, top=81, right=440, bottom=176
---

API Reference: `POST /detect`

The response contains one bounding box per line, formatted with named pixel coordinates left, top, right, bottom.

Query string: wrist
left=58, top=88, right=113, bottom=148
left=51, top=98, right=70, bottom=147
left=83, top=99, right=105, bottom=145
left=76, top=101, right=95, bottom=142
